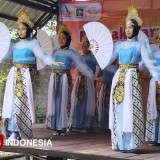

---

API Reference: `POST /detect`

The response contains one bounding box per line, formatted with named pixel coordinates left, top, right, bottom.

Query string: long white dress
left=145, top=48, right=160, bottom=144
left=71, top=53, right=97, bottom=130
left=98, top=65, right=118, bottom=129
left=1, top=38, right=53, bottom=139
left=109, top=38, right=160, bottom=151
left=45, top=48, right=94, bottom=133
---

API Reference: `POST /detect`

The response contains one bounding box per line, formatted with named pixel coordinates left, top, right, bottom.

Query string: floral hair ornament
left=17, top=11, right=33, bottom=28
left=126, top=5, right=143, bottom=27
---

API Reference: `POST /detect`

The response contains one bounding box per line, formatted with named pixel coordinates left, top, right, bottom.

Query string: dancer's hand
left=96, top=76, right=103, bottom=81
left=158, top=81, right=160, bottom=86
left=92, top=75, right=99, bottom=80
left=89, top=44, right=94, bottom=51
left=53, top=62, right=64, bottom=66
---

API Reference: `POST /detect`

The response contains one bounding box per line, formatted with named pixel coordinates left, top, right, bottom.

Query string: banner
left=59, top=0, right=160, bottom=50
left=59, top=2, right=101, bottom=21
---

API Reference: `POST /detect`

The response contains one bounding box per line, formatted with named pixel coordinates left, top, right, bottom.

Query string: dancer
left=145, top=29, right=160, bottom=145
left=70, top=36, right=97, bottom=133
left=98, top=64, right=118, bottom=129
left=108, top=6, right=160, bottom=152
left=46, top=29, right=95, bottom=135
left=1, top=11, right=61, bottom=140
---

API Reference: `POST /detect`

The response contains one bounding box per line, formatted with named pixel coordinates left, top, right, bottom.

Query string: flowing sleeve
left=141, top=41, right=160, bottom=81
left=32, top=40, right=53, bottom=66
left=52, top=49, right=57, bottom=62
left=107, top=41, right=120, bottom=66
left=71, top=50, right=94, bottom=79
left=139, top=60, right=147, bottom=71
left=0, top=43, right=13, bottom=63
left=103, top=64, right=118, bottom=74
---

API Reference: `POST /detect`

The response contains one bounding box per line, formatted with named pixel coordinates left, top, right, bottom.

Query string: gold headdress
left=155, top=29, right=160, bottom=39
left=81, top=34, right=90, bottom=47
left=57, top=23, right=71, bottom=36
left=57, top=23, right=67, bottom=32
left=17, top=11, right=33, bottom=28
left=82, top=34, right=88, bottom=43
left=126, top=5, right=143, bottom=26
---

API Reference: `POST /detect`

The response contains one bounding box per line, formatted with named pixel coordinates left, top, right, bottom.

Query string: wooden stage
left=0, top=124, right=160, bottom=160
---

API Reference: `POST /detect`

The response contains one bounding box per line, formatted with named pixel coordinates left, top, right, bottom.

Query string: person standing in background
left=70, top=35, right=97, bottom=133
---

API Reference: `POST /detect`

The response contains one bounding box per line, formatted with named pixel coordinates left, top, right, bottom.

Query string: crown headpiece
left=58, top=23, right=67, bottom=32
left=17, top=11, right=33, bottom=28
left=155, top=29, right=160, bottom=39
left=126, top=5, right=143, bottom=26
left=58, top=23, right=71, bottom=36
left=82, top=34, right=89, bottom=43
left=81, top=34, right=90, bottom=48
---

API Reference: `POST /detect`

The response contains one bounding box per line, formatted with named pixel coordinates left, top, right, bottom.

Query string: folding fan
left=37, top=29, right=53, bottom=70
left=83, top=22, right=113, bottom=69
left=138, top=31, right=149, bottom=70
left=52, top=34, right=76, bottom=50
left=0, top=22, right=11, bottom=59
left=138, top=30, right=149, bottom=42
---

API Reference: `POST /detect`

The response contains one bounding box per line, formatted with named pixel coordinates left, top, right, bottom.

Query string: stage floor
left=1, top=124, right=160, bottom=160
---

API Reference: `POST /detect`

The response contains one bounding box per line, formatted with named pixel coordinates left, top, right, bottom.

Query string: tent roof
left=0, top=0, right=58, bottom=29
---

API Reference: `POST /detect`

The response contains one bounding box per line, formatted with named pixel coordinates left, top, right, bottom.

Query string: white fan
left=138, top=31, right=149, bottom=71
left=52, top=34, right=76, bottom=50
left=83, top=22, right=113, bottom=69
left=0, top=22, right=11, bottom=59
left=150, top=43, right=159, bottom=52
left=37, top=29, right=53, bottom=70
left=138, top=30, right=149, bottom=42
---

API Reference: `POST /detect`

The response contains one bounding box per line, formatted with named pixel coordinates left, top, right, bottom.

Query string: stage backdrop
left=59, top=0, right=160, bottom=50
